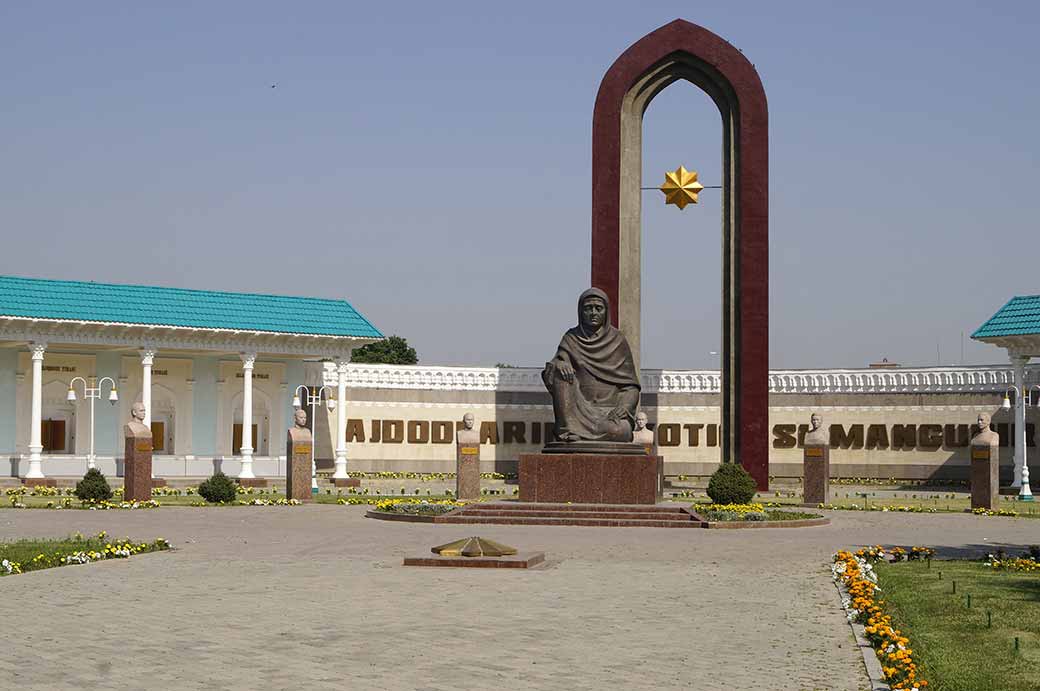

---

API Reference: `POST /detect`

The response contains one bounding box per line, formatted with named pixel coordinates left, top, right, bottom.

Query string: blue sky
left=2, top=1, right=1037, bottom=368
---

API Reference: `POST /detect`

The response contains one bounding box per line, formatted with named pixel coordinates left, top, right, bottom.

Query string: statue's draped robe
left=542, top=321, right=641, bottom=443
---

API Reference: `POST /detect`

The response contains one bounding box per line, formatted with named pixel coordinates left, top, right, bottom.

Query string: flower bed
left=693, top=502, right=823, bottom=523
left=1, top=532, right=170, bottom=577
left=832, top=547, right=931, bottom=690
left=370, top=498, right=465, bottom=515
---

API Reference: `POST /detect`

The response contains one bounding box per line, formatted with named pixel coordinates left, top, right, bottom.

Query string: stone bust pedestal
left=970, top=413, right=999, bottom=510
left=123, top=403, right=153, bottom=502
left=286, top=409, right=313, bottom=502
left=802, top=413, right=829, bottom=505
left=455, top=413, right=481, bottom=501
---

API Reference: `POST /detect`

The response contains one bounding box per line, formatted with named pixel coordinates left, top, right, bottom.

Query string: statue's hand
left=557, top=360, right=574, bottom=382
left=606, top=406, right=626, bottom=422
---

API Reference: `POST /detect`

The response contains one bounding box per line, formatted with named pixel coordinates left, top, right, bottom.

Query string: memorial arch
left=591, top=19, right=769, bottom=488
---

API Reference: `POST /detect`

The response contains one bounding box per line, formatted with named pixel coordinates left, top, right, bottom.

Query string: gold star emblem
left=659, top=166, right=705, bottom=209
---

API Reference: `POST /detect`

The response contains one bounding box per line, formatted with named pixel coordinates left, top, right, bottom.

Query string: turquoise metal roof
left=972, top=295, right=1040, bottom=339
left=0, top=275, right=382, bottom=339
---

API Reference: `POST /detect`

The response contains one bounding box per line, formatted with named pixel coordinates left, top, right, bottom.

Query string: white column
left=25, top=342, right=47, bottom=478
left=238, top=352, right=257, bottom=479
left=333, top=358, right=349, bottom=478
left=1011, top=354, right=1029, bottom=487
left=140, top=349, right=155, bottom=427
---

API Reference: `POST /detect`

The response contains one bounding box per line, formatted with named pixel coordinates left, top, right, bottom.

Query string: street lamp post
left=292, top=384, right=337, bottom=492
left=67, top=376, right=119, bottom=470
left=1001, top=385, right=1037, bottom=502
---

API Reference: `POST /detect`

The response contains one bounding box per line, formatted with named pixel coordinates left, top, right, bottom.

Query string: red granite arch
left=591, top=19, right=768, bottom=488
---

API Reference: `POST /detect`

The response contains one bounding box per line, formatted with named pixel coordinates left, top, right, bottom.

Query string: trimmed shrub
left=197, top=472, right=237, bottom=504
left=706, top=463, right=757, bottom=505
left=75, top=467, right=113, bottom=502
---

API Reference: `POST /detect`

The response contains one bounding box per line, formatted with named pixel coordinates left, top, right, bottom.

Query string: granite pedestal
left=802, top=445, right=830, bottom=505
left=124, top=431, right=153, bottom=503
left=970, top=443, right=999, bottom=510
left=456, top=441, right=481, bottom=501
left=332, top=477, right=361, bottom=488
left=519, top=453, right=662, bottom=505
left=286, top=429, right=313, bottom=503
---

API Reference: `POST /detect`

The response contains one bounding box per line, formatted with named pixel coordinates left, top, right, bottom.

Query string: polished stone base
left=519, top=453, right=662, bottom=505
left=542, top=440, right=645, bottom=455
left=236, top=478, right=269, bottom=488
left=331, top=477, right=360, bottom=488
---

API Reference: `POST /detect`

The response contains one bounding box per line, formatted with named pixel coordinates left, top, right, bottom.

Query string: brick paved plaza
left=2, top=506, right=1037, bottom=691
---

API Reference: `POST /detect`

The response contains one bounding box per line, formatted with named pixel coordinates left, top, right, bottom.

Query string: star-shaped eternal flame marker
left=659, top=166, right=705, bottom=209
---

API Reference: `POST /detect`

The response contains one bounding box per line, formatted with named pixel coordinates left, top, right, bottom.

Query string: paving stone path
left=1, top=506, right=1037, bottom=690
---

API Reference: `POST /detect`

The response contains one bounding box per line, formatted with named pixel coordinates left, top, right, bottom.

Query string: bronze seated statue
left=541, top=288, right=643, bottom=453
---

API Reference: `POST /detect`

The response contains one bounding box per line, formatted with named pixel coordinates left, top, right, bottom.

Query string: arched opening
left=641, top=82, right=723, bottom=370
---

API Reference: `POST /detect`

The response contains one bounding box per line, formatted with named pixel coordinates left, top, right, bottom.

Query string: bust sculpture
left=632, top=411, right=654, bottom=446
left=125, top=401, right=151, bottom=437
left=972, top=412, right=999, bottom=446
left=457, top=412, right=479, bottom=445
left=542, top=288, right=640, bottom=447
left=293, top=407, right=309, bottom=430
left=804, top=412, right=828, bottom=446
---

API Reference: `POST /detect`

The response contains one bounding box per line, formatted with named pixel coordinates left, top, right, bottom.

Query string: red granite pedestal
left=286, top=432, right=313, bottom=502
left=519, top=453, right=662, bottom=505
left=802, top=445, right=830, bottom=505
left=970, top=444, right=999, bottom=510
left=236, top=478, right=269, bottom=488
left=456, top=442, right=481, bottom=501
left=124, top=435, right=153, bottom=502
left=332, top=477, right=361, bottom=488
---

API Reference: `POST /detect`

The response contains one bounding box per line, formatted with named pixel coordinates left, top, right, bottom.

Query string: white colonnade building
left=0, top=275, right=381, bottom=481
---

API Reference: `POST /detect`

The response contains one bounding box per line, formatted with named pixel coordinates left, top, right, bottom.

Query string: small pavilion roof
left=0, top=275, right=382, bottom=339
left=972, top=295, right=1040, bottom=340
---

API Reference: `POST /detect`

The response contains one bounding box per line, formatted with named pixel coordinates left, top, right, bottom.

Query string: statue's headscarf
left=557, top=288, right=640, bottom=389
left=576, top=287, right=610, bottom=337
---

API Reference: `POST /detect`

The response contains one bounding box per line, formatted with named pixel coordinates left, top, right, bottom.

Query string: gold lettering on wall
left=657, top=424, right=680, bottom=446
left=346, top=419, right=365, bottom=443
left=479, top=421, right=498, bottom=445
left=865, top=424, right=889, bottom=450
left=382, top=420, right=404, bottom=444
left=830, top=424, right=864, bottom=450
left=407, top=420, right=430, bottom=444
left=772, top=424, right=796, bottom=449
left=431, top=421, right=454, bottom=444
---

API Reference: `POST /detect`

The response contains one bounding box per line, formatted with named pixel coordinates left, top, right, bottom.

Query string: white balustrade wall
left=332, top=363, right=1038, bottom=395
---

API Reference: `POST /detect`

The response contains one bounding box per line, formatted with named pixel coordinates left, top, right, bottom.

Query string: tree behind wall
left=351, top=335, right=418, bottom=365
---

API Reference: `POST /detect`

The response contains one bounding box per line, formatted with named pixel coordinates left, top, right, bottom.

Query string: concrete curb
left=833, top=579, right=891, bottom=691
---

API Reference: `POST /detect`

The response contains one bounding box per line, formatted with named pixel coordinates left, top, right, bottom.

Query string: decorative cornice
left=330, top=363, right=1040, bottom=395
left=0, top=318, right=377, bottom=359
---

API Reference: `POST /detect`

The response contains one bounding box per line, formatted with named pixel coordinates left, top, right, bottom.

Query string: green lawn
left=876, top=560, right=1040, bottom=691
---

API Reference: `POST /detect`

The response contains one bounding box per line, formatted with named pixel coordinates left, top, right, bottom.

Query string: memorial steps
left=436, top=502, right=702, bottom=528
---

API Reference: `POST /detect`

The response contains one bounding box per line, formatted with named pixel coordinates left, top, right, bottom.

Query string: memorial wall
left=324, top=363, right=1040, bottom=480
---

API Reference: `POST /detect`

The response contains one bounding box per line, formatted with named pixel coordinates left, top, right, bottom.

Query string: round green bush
left=706, top=463, right=757, bottom=505
left=197, top=472, right=237, bottom=503
left=75, top=467, right=113, bottom=502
